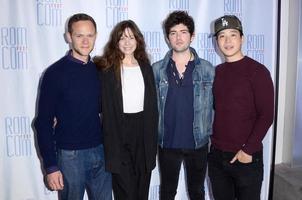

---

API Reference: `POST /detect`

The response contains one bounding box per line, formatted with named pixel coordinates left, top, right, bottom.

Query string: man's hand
left=46, top=171, right=64, bottom=191
left=230, top=150, right=252, bottom=164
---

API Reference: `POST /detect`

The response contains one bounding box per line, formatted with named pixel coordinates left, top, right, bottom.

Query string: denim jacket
left=152, top=47, right=215, bottom=149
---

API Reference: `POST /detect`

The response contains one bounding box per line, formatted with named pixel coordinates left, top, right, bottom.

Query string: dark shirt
left=34, top=52, right=102, bottom=173
left=212, top=56, right=274, bottom=154
left=164, top=59, right=195, bottom=149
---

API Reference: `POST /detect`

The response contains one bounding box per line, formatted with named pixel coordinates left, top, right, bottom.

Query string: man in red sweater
left=208, top=15, right=274, bottom=200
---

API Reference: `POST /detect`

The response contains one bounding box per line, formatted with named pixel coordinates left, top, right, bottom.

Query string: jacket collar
left=161, top=47, right=201, bottom=71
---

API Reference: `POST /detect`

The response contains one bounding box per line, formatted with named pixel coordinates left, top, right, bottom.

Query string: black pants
left=158, top=145, right=208, bottom=200
left=112, top=112, right=151, bottom=200
left=112, top=166, right=151, bottom=200
left=208, top=146, right=263, bottom=200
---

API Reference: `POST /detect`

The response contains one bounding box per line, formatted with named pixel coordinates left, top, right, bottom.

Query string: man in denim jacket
left=152, top=11, right=215, bottom=200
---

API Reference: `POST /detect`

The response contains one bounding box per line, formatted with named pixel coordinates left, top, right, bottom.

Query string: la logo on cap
left=221, top=18, right=228, bottom=27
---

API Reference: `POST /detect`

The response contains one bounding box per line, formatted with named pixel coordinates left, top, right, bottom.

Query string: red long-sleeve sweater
left=211, top=56, right=274, bottom=155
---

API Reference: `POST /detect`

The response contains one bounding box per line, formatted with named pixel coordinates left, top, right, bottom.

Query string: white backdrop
left=0, top=0, right=278, bottom=199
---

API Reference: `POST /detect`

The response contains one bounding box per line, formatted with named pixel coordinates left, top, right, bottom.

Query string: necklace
left=171, top=51, right=193, bottom=86
left=179, top=51, right=193, bottom=78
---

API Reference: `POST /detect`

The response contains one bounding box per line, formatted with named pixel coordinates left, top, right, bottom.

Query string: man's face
left=168, top=23, right=194, bottom=53
left=217, top=29, right=243, bottom=62
left=67, top=20, right=97, bottom=62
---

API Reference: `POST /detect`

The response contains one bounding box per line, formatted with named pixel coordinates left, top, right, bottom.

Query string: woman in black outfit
left=94, top=20, right=158, bottom=200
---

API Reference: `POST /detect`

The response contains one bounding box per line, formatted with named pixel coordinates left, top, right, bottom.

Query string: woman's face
left=118, top=27, right=137, bottom=56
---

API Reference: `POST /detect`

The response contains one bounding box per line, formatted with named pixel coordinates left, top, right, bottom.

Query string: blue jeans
left=57, top=144, right=112, bottom=200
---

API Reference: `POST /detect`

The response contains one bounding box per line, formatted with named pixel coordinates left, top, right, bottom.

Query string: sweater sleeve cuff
left=45, top=166, right=60, bottom=174
left=241, top=144, right=253, bottom=155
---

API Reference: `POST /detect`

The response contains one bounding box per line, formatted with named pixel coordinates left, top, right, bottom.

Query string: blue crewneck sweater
left=34, top=53, right=102, bottom=173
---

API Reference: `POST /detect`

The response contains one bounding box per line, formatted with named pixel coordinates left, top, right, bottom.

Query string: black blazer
left=100, top=61, right=158, bottom=174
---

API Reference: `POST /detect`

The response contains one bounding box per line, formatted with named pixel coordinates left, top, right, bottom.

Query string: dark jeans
left=57, top=144, right=112, bottom=200
left=208, top=146, right=263, bottom=200
left=158, top=145, right=208, bottom=200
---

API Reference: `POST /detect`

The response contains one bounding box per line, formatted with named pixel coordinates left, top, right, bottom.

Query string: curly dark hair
left=94, top=20, right=149, bottom=80
left=163, top=10, right=194, bottom=37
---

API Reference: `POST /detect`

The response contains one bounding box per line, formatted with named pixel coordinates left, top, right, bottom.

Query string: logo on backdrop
left=246, top=34, right=265, bottom=64
left=0, top=27, right=28, bottom=70
left=5, top=116, right=32, bottom=157
left=196, top=33, right=219, bottom=66
left=36, top=0, right=63, bottom=26
left=169, top=0, right=189, bottom=12
left=142, top=31, right=162, bottom=63
left=149, top=185, right=159, bottom=200
left=224, top=0, right=242, bottom=20
left=106, top=0, right=128, bottom=28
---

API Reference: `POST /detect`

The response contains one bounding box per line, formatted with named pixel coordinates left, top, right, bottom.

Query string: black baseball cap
left=214, top=15, right=243, bottom=36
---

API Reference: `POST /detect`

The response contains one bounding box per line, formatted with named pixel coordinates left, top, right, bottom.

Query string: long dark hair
left=94, top=20, right=150, bottom=80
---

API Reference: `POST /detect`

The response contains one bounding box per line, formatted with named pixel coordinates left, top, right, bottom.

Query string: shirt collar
left=67, top=50, right=92, bottom=65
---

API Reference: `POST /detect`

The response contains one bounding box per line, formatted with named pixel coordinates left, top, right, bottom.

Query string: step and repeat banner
left=0, top=0, right=278, bottom=199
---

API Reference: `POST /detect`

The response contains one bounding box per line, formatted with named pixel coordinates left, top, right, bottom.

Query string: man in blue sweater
left=34, top=13, right=112, bottom=200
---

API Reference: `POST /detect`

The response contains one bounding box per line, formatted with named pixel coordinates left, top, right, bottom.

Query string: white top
left=121, top=65, right=145, bottom=113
